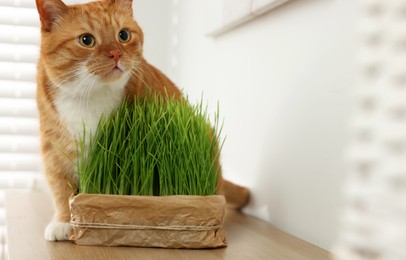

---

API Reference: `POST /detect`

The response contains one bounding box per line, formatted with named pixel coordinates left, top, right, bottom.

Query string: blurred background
left=0, top=0, right=359, bottom=258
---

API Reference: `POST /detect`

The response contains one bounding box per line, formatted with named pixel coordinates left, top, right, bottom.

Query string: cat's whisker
left=129, top=62, right=150, bottom=88
left=84, top=77, right=98, bottom=115
left=130, top=69, right=149, bottom=88
left=47, top=67, right=85, bottom=90
left=71, top=73, right=93, bottom=100
left=46, top=70, right=78, bottom=88
left=68, top=66, right=95, bottom=99
left=76, top=79, right=95, bottom=122
left=80, top=82, right=90, bottom=115
left=70, top=76, right=87, bottom=98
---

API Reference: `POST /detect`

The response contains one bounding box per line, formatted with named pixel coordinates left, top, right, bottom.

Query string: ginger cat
left=36, top=0, right=249, bottom=241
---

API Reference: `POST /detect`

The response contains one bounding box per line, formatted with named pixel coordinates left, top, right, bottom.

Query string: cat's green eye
left=118, top=29, right=131, bottom=43
left=78, top=34, right=95, bottom=47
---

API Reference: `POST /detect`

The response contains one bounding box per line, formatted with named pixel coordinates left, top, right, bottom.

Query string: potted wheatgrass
left=69, top=93, right=227, bottom=248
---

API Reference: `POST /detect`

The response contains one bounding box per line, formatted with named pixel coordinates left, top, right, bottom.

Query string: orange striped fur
left=36, top=0, right=249, bottom=241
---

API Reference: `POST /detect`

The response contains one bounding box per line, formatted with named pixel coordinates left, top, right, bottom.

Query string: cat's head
left=36, top=0, right=143, bottom=89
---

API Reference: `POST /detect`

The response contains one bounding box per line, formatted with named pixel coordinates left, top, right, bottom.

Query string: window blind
left=335, top=1, right=406, bottom=259
left=0, top=1, right=120, bottom=258
left=0, top=1, right=44, bottom=259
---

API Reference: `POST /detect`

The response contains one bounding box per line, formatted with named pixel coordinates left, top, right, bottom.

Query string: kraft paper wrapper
left=69, top=194, right=227, bottom=248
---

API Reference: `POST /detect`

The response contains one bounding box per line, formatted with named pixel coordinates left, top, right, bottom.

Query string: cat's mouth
left=104, top=64, right=125, bottom=81
left=113, top=66, right=123, bottom=73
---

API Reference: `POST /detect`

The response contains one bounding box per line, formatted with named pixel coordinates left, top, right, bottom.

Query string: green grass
left=76, top=93, right=224, bottom=196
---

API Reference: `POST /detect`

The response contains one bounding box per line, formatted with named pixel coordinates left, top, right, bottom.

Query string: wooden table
left=5, top=191, right=331, bottom=260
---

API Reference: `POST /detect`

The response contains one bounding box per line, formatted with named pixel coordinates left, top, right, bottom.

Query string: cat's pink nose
left=109, top=50, right=121, bottom=63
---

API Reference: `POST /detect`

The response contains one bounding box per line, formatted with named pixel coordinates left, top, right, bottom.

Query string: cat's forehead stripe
left=72, top=4, right=128, bottom=34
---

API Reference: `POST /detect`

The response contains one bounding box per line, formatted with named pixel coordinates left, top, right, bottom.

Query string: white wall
left=133, top=0, right=172, bottom=75
left=173, top=0, right=357, bottom=250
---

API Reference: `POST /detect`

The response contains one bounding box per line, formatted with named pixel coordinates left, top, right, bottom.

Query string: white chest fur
left=54, top=74, right=129, bottom=140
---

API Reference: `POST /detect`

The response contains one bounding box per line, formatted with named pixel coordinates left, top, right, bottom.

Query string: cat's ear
left=36, top=0, right=68, bottom=32
left=108, top=0, right=133, bottom=3
left=107, top=0, right=133, bottom=16
left=107, top=0, right=133, bottom=7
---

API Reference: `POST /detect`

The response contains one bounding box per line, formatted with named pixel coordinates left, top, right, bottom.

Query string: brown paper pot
left=69, top=194, right=227, bottom=248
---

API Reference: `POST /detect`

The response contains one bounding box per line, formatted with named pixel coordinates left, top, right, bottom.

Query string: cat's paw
left=45, top=221, right=72, bottom=241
